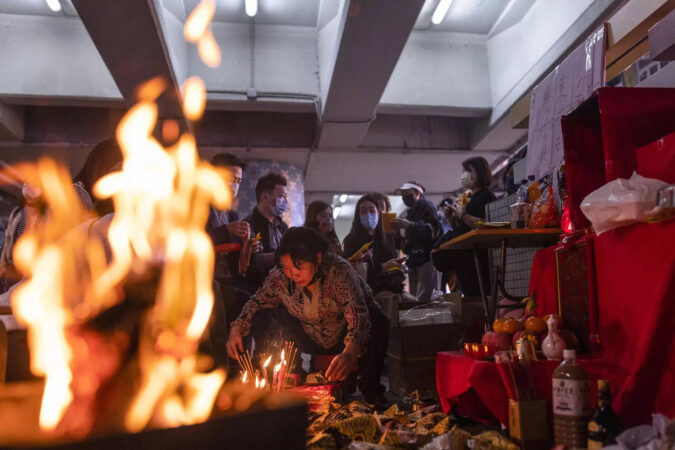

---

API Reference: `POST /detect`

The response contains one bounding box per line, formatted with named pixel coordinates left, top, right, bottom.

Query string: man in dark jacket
left=206, top=153, right=261, bottom=289
left=204, top=153, right=255, bottom=370
left=243, top=172, right=290, bottom=291
left=392, top=182, right=440, bottom=301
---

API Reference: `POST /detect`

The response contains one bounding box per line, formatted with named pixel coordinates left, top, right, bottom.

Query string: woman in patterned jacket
left=226, top=226, right=389, bottom=405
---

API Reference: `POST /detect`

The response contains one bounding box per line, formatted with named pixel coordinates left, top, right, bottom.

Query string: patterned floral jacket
left=232, top=255, right=373, bottom=355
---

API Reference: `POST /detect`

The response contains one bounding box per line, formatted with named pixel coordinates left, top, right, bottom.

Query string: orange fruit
left=502, top=318, right=524, bottom=335
left=493, top=318, right=507, bottom=333
left=525, top=316, right=547, bottom=334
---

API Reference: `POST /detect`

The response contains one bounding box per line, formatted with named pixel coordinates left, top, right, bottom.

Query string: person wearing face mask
left=207, top=153, right=251, bottom=249
left=432, top=157, right=496, bottom=296
left=206, top=154, right=263, bottom=287
left=451, top=157, right=496, bottom=234
left=344, top=195, right=404, bottom=295
left=243, top=172, right=290, bottom=291
left=391, top=182, right=441, bottom=302
left=226, top=227, right=390, bottom=407
left=304, top=200, right=342, bottom=256
left=202, top=153, right=257, bottom=371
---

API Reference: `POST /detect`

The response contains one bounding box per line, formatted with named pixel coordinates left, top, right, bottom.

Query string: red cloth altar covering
left=635, top=131, right=675, bottom=184
left=438, top=88, right=675, bottom=427
left=561, top=88, right=675, bottom=229
left=438, top=220, right=675, bottom=427
left=436, top=352, right=626, bottom=426
left=527, top=220, right=675, bottom=426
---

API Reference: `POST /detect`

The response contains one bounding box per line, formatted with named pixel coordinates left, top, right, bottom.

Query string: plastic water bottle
left=553, top=349, right=591, bottom=449
left=511, top=181, right=531, bottom=228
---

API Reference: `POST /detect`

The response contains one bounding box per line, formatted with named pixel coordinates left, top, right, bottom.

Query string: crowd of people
left=0, top=140, right=496, bottom=406
left=207, top=153, right=496, bottom=406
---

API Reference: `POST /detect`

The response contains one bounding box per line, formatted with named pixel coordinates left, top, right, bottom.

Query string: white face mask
left=231, top=182, right=240, bottom=197
left=461, top=171, right=477, bottom=189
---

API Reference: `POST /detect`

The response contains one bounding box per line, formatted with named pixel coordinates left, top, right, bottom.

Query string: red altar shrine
left=435, top=88, right=675, bottom=429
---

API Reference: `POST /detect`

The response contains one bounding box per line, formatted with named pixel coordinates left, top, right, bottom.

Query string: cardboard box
left=387, top=354, right=437, bottom=399
left=509, top=399, right=549, bottom=449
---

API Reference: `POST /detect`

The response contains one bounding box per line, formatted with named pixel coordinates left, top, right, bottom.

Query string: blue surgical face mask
left=270, top=196, right=287, bottom=216
left=360, top=212, right=378, bottom=230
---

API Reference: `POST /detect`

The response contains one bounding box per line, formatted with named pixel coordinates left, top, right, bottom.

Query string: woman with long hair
left=304, top=200, right=342, bottom=256
left=343, top=195, right=405, bottom=295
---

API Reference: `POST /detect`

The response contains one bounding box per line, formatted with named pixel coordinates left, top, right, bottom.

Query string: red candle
left=464, top=342, right=473, bottom=358
left=471, top=343, right=484, bottom=360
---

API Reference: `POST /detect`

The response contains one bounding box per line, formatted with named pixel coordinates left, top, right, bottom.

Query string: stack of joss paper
left=305, top=391, right=520, bottom=449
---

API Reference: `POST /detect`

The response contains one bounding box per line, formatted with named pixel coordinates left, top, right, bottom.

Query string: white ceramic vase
left=542, top=315, right=567, bottom=360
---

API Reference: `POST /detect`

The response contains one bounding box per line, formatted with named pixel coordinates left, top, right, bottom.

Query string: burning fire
left=184, top=0, right=221, bottom=67
left=6, top=0, right=231, bottom=435
left=236, top=342, right=297, bottom=393
left=10, top=159, right=95, bottom=430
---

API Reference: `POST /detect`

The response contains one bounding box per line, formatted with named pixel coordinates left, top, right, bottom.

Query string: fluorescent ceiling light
left=339, top=194, right=348, bottom=203
left=333, top=206, right=341, bottom=219
left=245, top=0, right=258, bottom=17
left=431, top=0, right=453, bottom=25
left=45, top=0, right=62, bottom=12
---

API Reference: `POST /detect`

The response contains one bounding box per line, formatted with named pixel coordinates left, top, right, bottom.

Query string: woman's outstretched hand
left=326, top=350, right=358, bottom=382
left=226, top=325, right=244, bottom=359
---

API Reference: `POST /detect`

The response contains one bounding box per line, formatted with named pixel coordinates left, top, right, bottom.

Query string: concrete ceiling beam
left=317, top=0, right=426, bottom=149
left=6, top=105, right=316, bottom=148
left=0, top=101, right=25, bottom=141
left=71, top=0, right=187, bottom=125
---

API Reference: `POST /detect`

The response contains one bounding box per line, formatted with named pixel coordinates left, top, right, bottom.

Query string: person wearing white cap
left=391, top=181, right=440, bottom=301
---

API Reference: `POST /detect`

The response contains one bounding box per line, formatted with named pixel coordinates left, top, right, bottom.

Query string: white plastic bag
left=580, top=172, right=667, bottom=235
left=399, top=301, right=457, bottom=326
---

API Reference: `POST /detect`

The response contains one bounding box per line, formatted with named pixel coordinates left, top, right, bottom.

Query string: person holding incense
left=343, top=194, right=405, bottom=296
left=226, top=226, right=389, bottom=406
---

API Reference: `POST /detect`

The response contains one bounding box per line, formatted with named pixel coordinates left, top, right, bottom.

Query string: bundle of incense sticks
left=236, top=350, right=255, bottom=381
left=237, top=341, right=298, bottom=393
left=279, top=341, right=298, bottom=393
left=495, top=350, right=537, bottom=401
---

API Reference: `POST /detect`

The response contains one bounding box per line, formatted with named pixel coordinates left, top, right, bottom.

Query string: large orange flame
left=10, top=159, right=95, bottom=430
left=7, top=0, right=228, bottom=433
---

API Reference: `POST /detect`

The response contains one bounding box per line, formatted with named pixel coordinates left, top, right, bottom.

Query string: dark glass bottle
left=587, top=379, right=621, bottom=449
